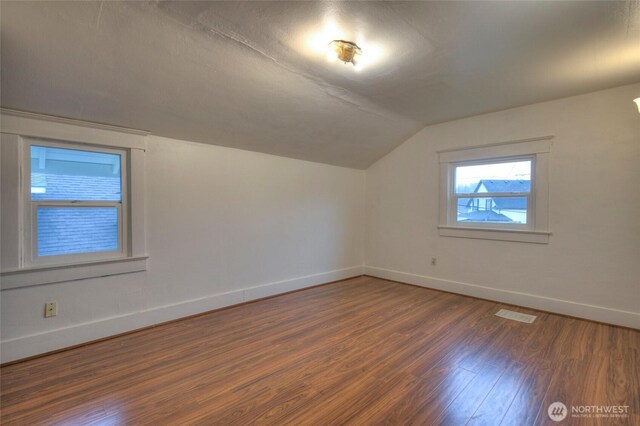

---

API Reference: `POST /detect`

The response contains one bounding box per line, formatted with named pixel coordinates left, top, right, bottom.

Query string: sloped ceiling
left=1, top=1, right=639, bottom=168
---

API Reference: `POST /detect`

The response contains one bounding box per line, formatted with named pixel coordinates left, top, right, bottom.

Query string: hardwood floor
left=1, top=276, right=638, bottom=425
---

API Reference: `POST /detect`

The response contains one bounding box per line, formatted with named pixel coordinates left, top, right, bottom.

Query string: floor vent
left=495, top=308, right=537, bottom=324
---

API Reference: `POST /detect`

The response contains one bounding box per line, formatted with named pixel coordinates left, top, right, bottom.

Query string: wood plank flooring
left=1, top=276, right=638, bottom=425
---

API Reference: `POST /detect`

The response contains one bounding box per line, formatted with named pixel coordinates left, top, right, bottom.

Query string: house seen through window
left=454, top=159, right=532, bottom=226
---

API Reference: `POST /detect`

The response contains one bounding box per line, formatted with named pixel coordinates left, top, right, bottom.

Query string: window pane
left=31, top=145, right=122, bottom=201
left=455, top=160, right=531, bottom=194
left=457, top=196, right=528, bottom=224
left=37, top=207, right=119, bottom=256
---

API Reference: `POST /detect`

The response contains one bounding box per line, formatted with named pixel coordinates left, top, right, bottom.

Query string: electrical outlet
left=44, top=301, right=57, bottom=318
left=431, top=257, right=437, bottom=266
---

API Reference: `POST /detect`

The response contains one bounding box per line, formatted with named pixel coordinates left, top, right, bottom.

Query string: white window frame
left=23, top=138, right=129, bottom=266
left=438, top=136, right=552, bottom=244
left=0, top=109, right=148, bottom=289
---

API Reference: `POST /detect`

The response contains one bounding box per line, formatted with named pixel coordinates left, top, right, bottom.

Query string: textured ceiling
left=2, top=1, right=639, bottom=168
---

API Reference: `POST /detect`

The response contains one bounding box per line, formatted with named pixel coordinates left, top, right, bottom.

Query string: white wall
left=1, top=135, right=365, bottom=362
left=365, top=83, right=640, bottom=328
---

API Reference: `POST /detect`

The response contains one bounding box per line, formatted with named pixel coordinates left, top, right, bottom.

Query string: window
left=439, top=137, right=551, bottom=243
left=25, top=141, right=128, bottom=264
left=453, top=158, right=532, bottom=228
left=0, top=110, right=148, bottom=290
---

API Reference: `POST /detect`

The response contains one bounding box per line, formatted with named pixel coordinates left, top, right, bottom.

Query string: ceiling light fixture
left=634, top=97, right=640, bottom=113
left=328, top=40, right=362, bottom=66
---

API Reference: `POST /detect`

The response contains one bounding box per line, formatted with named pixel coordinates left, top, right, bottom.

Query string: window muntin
left=450, top=157, right=533, bottom=228
left=25, top=140, right=128, bottom=265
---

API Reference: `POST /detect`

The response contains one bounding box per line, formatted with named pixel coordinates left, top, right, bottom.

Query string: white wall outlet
left=44, top=301, right=57, bottom=318
left=431, top=257, right=437, bottom=266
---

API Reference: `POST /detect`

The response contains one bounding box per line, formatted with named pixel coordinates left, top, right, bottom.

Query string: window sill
left=438, top=226, right=550, bottom=244
left=0, top=255, right=148, bottom=290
